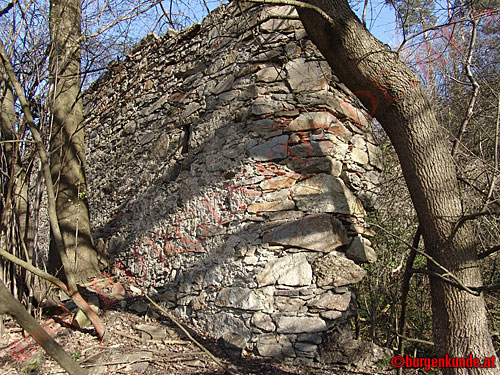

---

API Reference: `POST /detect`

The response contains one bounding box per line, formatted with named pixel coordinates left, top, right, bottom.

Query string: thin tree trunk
left=294, top=0, right=498, bottom=373
left=48, top=0, right=100, bottom=284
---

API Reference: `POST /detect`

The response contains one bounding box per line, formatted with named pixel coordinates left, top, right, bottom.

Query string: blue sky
left=198, top=0, right=400, bottom=45
left=350, top=0, right=400, bottom=45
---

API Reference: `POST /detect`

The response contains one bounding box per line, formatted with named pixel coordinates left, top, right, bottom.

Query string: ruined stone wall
left=84, top=2, right=383, bottom=363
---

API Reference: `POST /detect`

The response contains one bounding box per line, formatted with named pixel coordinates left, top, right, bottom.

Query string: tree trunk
left=296, top=1, right=498, bottom=373
left=48, top=0, right=99, bottom=284
left=0, top=279, right=88, bottom=375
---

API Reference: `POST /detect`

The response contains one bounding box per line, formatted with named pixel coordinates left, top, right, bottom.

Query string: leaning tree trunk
left=48, top=0, right=100, bottom=285
left=0, top=279, right=88, bottom=375
left=294, top=0, right=498, bottom=373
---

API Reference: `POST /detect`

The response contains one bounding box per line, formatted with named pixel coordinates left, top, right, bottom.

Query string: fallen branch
left=396, top=332, right=434, bottom=346
left=0, top=280, right=88, bottom=375
left=0, top=247, right=104, bottom=339
left=144, top=294, right=236, bottom=374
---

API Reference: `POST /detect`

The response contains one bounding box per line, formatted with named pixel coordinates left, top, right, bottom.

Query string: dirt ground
left=0, top=280, right=399, bottom=375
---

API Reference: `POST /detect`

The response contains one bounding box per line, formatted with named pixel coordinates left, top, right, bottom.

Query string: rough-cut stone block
left=251, top=311, right=276, bottom=332
left=275, top=316, right=327, bottom=333
left=308, top=292, right=351, bottom=311
left=291, top=174, right=366, bottom=217
left=221, top=332, right=248, bottom=350
left=250, top=96, right=284, bottom=116
left=287, top=112, right=339, bottom=131
left=312, top=252, right=367, bottom=287
left=295, top=342, right=317, bottom=352
left=259, top=175, right=298, bottom=191
left=351, top=147, right=369, bottom=165
left=289, top=141, right=336, bottom=159
left=275, top=296, right=306, bottom=312
left=248, top=135, right=289, bottom=161
left=262, top=214, right=346, bottom=252
left=287, top=156, right=342, bottom=176
left=247, top=200, right=295, bottom=213
left=199, top=311, right=251, bottom=340
left=320, top=310, right=343, bottom=320
left=215, top=287, right=272, bottom=310
left=256, top=253, right=312, bottom=287
left=211, top=74, right=235, bottom=94
left=345, top=235, right=377, bottom=263
left=367, top=142, right=383, bottom=169
left=256, top=334, right=295, bottom=357
left=286, top=58, right=329, bottom=92
left=297, top=333, right=322, bottom=344
left=256, top=65, right=282, bottom=82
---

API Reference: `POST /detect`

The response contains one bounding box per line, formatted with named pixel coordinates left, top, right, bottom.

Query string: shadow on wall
left=83, top=1, right=383, bottom=363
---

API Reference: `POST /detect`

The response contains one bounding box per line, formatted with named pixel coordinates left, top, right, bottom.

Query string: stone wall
left=84, top=2, right=382, bottom=363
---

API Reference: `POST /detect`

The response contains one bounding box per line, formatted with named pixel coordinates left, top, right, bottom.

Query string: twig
left=397, top=10, right=500, bottom=52
left=371, top=223, right=482, bottom=296
left=144, top=294, right=236, bottom=374
left=451, top=210, right=500, bottom=239
left=484, top=93, right=500, bottom=208
left=396, top=332, right=434, bottom=346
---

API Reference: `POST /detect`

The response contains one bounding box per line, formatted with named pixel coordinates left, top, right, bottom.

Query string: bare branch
left=0, top=280, right=88, bottom=375
left=159, top=1, right=176, bottom=28
left=397, top=9, right=500, bottom=53
left=144, top=294, right=236, bottom=375
left=371, top=223, right=482, bottom=296
left=241, top=0, right=335, bottom=27
left=451, top=19, right=479, bottom=156
left=452, top=210, right=500, bottom=238
left=0, top=1, right=14, bottom=17
left=478, top=245, right=500, bottom=260
left=397, top=225, right=421, bottom=364
left=0, top=247, right=105, bottom=339
left=396, top=332, right=434, bottom=346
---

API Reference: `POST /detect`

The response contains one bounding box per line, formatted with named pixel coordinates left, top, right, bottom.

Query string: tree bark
left=295, top=0, right=498, bottom=373
left=48, top=0, right=100, bottom=284
left=0, top=279, right=88, bottom=375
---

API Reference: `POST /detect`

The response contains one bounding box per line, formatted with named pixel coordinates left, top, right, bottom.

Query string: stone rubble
left=84, top=1, right=383, bottom=363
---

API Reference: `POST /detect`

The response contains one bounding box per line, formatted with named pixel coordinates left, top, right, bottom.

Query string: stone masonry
left=84, top=1, right=383, bottom=363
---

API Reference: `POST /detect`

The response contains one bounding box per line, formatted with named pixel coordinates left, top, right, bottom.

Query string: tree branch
left=396, top=332, right=434, bottom=346
left=478, top=245, right=500, bottom=260
left=397, top=224, right=421, bottom=368
left=144, top=294, right=236, bottom=374
left=371, top=223, right=482, bottom=296
left=0, top=280, right=88, bottom=375
left=0, top=1, right=13, bottom=17
left=0, top=247, right=104, bottom=339
left=451, top=210, right=500, bottom=239
left=451, top=19, right=479, bottom=156
left=240, top=0, right=335, bottom=27
left=397, top=10, right=500, bottom=53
